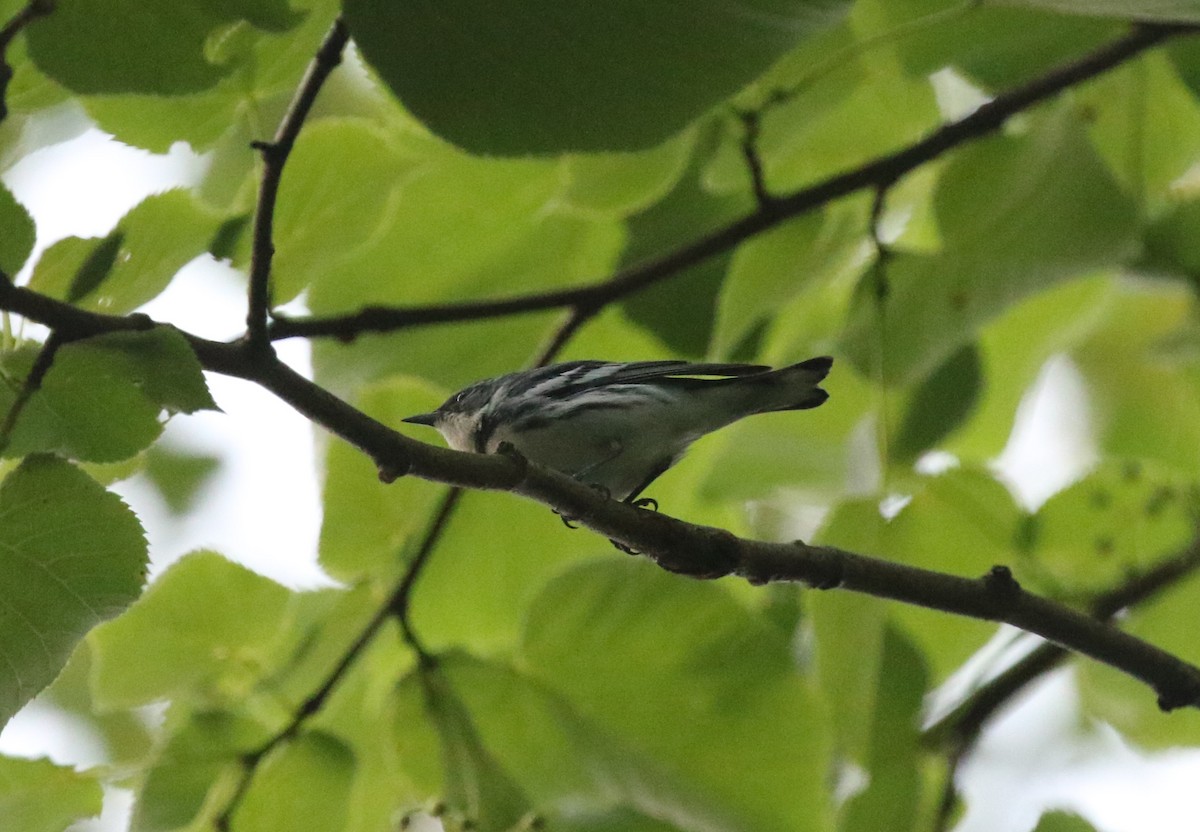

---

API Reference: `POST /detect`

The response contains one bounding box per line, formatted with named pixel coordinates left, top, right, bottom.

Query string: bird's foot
left=554, top=482, right=612, bottom=530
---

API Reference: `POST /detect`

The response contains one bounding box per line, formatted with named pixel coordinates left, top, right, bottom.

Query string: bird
left=402, top=357, right=833, bottom=507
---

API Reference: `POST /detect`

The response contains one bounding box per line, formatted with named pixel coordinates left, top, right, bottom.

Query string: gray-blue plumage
left=404, top=357, right=832, bottom=501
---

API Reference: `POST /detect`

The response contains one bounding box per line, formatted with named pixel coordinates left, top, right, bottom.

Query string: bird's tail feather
left=757, top=356, right=833, bottom=413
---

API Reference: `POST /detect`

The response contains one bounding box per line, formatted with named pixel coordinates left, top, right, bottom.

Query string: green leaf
left=855, top=1, right=1119, bottom=90
left=839, top=627, right=927, bottom=832
left=343, top=0, right=851, bottom=154
left=319, top=376, right=448, bottom=580
left=1028, top=459, right=1195, bottom=594
left=27, top=189, right=225, bottom=314
left=992, top=0, right=1200, bottom=23
left=89, top=551, right=292, bottom=710
left=1032, top=811, right=1100, bottom=832
left=394, top=653, right=747, bottom=832
left=621, top=129, right=753, bottom=356
left=1, top=329, right=217, bottom=463
left=714, top=200, right=868, bottom=358
left=1078, top=569, right=1200, bottom=747
left=841, top=106, right=1138, bottom=385
left=1072, top=278, right=1200, bottom=472
left=420, top=668, right=533, bottom=831
left=817, top=470, right=1022, bottom=679
left=561, top=129, right=696, bottom=217
left=892, top=343, right=983, bottom=463
left=271, top=120, right=416, bottom=304
left=0, top=182, right=35, bottom=275
left=1076, top=53, right=1200, bottom=209
left=521, top=558, right=834, bottom=832
left=143, top=444, right=221, bottom=515
left=0, top=455, right=147, bottom=730
left=25, top=0, right=302, bottom=94
left=132, top=708, right=273, bottom=831
left=233, top=732, right=356, bottom=832
left=947, top=274, right=1112, bottom=461
left=0, top=755, right=103, bottom=832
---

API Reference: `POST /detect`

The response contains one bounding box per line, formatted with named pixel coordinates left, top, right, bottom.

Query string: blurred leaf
left=841, top=106, right=1138, bottom=385
left=143, top=444, right=221, bottom=515
left=1028, top=458, right=1195, bottom=594
left=319, top=376, right=448, bottom=580
left=853, top=1, right=1118, bottom=89
left=82, top=0, right=343, bottom=154
left=89, top=551, right=292, bottom=710
left=28, top=190, right=226, bottom=314
left=561, top=130, right=696, bottom=217
left=0, top=182, right=35, bottom=275
left=818, top=469, right=1021, bottom=679
left=714, top=199, right=868, bottom=357
left=1, top=329, right=217, bottom=463
left=1078, top=569, right=1200, bottom=747
left=420, top=668, right=533, bottom=831
left=1032, top=812, right=1100, bottom=832
left=522, top=558, right=834, bottom=832
left=408, top=490, right=597, bottom=654
left=272, top=119, right=416, bottom=304
left=0, top=755, right=102, bottom=832
left=1075, top=53, right=1200, bottom=209
left=621, top=129, right=753, bottom=356
left=993, top=0, right=1200, bottom=22
left=839, top=627, right=927, bottom=832
left=947, top=274, right=1112, bottom=461
left=402, top=653, right=747, bottom=831
left=1072, top=278, right=1200, bottom=473
left=344, top=0, right=851, bottom=154
left=0, top=456, right=146, bottom=729
left=233, top=732, right=356, bottom=832
left=132, top=708, right=273, bottom=831
left=25, top=0, right=301, bottom=94
left=892, top=343, right=982, bottom=463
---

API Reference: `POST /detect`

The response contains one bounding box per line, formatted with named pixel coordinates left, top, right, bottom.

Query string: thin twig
left=0, top=329, right=62, bottom=454
left=0, top=0, right=53, bottom=124
left=267, top=22, right=1194, bottom=344
left=244, top=17, right=350, bottom=356
left=735, top=108, right=775, bottom=210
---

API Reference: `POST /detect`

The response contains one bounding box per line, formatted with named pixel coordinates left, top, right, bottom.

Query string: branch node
left=982, top=564, right=1021, bottom=603
left=377, top=457, right=411, bottom=483
left=496, top=440, right=529, bottom=484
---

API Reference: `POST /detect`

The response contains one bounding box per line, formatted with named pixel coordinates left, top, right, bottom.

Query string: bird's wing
left=539, top=361, right=771, bottom=395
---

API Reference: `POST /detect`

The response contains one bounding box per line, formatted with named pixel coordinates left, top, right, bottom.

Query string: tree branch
left=0, top=0, right=53, bottom=124
left=924, top=535, right=1200, bottom=750
left=267, top=21, right=1196, bottom=344
left=7, top=283, right=1200, bottom=713
left=243, top=17, right=349, bottom=356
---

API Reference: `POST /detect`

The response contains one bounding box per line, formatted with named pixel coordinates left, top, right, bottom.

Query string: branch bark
left=243, top=17, right=350, bottom=355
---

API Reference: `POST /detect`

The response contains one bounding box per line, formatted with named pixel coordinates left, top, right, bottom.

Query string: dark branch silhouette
left=244, top=18, right=350, bottom=355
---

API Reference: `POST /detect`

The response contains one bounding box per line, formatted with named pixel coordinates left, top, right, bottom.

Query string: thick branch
left=244, top=17, right=349, bottom=355
left=7, top=282, right=1200, bottom=712
left=267, top=21, right=1194, bottom=343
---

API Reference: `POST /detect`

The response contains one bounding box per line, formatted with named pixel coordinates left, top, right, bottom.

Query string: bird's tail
left=753, top=356, right=833, bottom=413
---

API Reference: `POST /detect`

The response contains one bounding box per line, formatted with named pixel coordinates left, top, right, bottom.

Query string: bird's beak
left=402, top=412, right=438, bottom=427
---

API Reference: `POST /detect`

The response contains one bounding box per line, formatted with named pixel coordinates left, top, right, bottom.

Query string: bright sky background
left=1, top=112, right=1199, bottom=832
